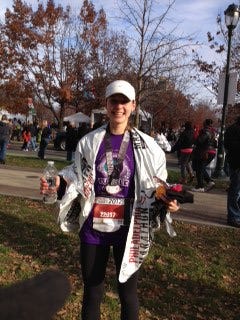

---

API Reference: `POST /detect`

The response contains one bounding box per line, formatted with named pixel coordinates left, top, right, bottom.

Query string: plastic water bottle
left=43, top=161, right=58, bottom=204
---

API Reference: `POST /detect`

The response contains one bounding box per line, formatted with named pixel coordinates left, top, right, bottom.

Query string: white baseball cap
left=105, top=80, right=135, bottom=101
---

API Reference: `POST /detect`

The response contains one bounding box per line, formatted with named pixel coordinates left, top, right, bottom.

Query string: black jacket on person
left=29, top=123, right=38, bottom=137
left=171, top=128, right=194, bottom=153
left=194, top=126, right=217, bottom=151
left=65, top=126, right=78, bottom=152
left=0, top=121, right=11, bottom=142
left=224, top=119, right=240, bottom=170
left=41, top=126, right=52, bottom=139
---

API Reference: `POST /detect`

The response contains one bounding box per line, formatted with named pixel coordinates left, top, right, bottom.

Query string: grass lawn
left=0, top=194, right=239, bottom=320
left=5, top=154, right=68, bottom=171
left=0, top=155, right=234, bottom=318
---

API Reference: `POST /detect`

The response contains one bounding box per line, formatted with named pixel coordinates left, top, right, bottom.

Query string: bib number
left=92, top=197, right=125, bottom=232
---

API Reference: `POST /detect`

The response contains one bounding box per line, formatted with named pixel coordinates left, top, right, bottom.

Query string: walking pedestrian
left=191, top=119, right=217, bottom=192
left=40, top=79, right=180, bottom=320
left=224, top=116, right=240, bottom=228
left=78, top=122, right=90, bottom=140
left=0, top=114, right=12, bottom=164
left=171, top=121, right=195, bottom=184
left=29, top=121, right=38, bottom=151
left=21, top=126, right=31, bottom=151
left=38, top=120, right=52, bottom=160
left=65, top=121, right=78, bottom=162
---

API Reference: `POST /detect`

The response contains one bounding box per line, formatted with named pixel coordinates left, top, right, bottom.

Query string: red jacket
left=22, top=130, right=31, bottom=142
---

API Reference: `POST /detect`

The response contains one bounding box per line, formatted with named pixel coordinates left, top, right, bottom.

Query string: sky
left=1, top=0, right=237, bottom=41
left=1, top=0, right=240, bottom=102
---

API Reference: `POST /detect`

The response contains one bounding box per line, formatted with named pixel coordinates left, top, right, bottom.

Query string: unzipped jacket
left=57, top=125, right=176, bottom=283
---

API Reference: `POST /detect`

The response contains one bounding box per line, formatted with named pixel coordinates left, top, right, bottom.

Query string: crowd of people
left=0, top=115, right=88, bottom=161
left=0, top=107, right=235, bottom=195
left=151, top=118, right=219, bottom=193
left=0, top=79, right=240, bottom=319
left=150, top=116, right=240, bottom=229
left=0, top=107, right=234, bottom=191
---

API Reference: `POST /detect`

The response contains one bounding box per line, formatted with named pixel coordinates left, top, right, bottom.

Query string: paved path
left=0, top=148, right=231, bottom=227
left=0, top=166, right=42, bottom=200
left=176, top=189, right=227, bottom=227
left=0, top=151, right=230, bottom=228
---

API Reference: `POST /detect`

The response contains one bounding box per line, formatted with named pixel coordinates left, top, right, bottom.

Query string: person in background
left=11, top=118, right=22, bottom=141
left=224, top=116, right=240, bottom=228
left=151, top=128, right=171, bottom=152
left=0, top=114, right=12, bottom=164
left=191, top=119, right=217, bottom=192
left=21, top=125, right=31, bottom=151
left=193, top=124, right=200, bottom=140
left=29, top=121, right=38, bottom=151
left=40, top=79, right=179, bottom=320
left=65, top=121, right=78, bottom=162
left=166, top=128, right=177, bottom=146
left=92, top=114, right=107, bottom=130
left=38, top=120, right=52, bottom=160
left=171, top=121, right=195, bottom=184
left=78, top=122, right=90, bottom=140
left=36, top=122, right=42, bottom=145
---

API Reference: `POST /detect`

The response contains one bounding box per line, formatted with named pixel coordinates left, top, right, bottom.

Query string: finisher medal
left=105, top=129, right=130, bottom=196
left=106, top=184, right=121, bottom=195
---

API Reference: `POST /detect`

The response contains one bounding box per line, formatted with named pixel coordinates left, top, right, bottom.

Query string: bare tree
left=117, top=0, right=195, bottom=127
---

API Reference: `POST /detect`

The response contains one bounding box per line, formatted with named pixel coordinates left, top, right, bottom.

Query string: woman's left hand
left=167, top=199, right=180, bottom=213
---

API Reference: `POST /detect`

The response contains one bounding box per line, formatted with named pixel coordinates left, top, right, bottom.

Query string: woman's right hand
left=40, top=175, right=60, bottom=195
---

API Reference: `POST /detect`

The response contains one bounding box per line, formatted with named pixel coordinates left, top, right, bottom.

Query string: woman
left=171, top=121, right=195, bottom=184
left=65, top=121, right=78, bottom=161
left=40, top=80, right=179, bottom=320
left=38, top=120, right=52, bottom=160
left=191, top=119, right=217, bottom=192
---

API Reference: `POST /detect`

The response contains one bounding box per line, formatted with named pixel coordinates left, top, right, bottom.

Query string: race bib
left=93, top=197, right=125, bottom=232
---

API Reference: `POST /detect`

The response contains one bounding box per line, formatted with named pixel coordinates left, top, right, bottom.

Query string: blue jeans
left=227, top=168, right=240, bottom=223
left=0, top=139, right=8, bottom=161
left=180, top=152, right=194, bottom=179
left=193, top=153, right=215, bottom=188
left=30, top=136, right=37, bottom=150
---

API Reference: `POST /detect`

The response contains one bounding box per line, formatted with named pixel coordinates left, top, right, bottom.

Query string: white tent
left=64, top=112, right=90, bottom=124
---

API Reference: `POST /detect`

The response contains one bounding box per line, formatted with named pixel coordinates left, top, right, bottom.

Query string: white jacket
left=58, top=125, right=176, bottom=283
left=155, top=133, right=171, bottom=152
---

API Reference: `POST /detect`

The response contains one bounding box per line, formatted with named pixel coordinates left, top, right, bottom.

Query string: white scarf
left=58, top=125, right=176, bottom=282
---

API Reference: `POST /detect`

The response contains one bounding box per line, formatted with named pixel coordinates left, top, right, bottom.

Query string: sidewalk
left=0, top=162, right=229, bottom=228
left=0, top=165, right=42, bottom=200
left=165, top=153, right=229, bottom=227
left=175, top=188, right=228, bottom=227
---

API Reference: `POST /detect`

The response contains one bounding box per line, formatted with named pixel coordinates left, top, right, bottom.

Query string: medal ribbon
left=105, top=129, right=130, bottom=186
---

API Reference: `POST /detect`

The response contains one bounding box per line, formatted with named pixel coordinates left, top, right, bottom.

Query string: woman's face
left=106, top=94, right=135, bottom=128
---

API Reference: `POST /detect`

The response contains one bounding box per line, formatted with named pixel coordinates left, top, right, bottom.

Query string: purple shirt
left=80, top=133, right=135, bottom=245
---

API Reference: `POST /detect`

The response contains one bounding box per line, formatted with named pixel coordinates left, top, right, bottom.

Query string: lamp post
left=214, top=3, right=240, bottom=178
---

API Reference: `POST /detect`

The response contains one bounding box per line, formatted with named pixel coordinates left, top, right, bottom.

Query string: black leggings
left=80, top=242, right=139, bottom=320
